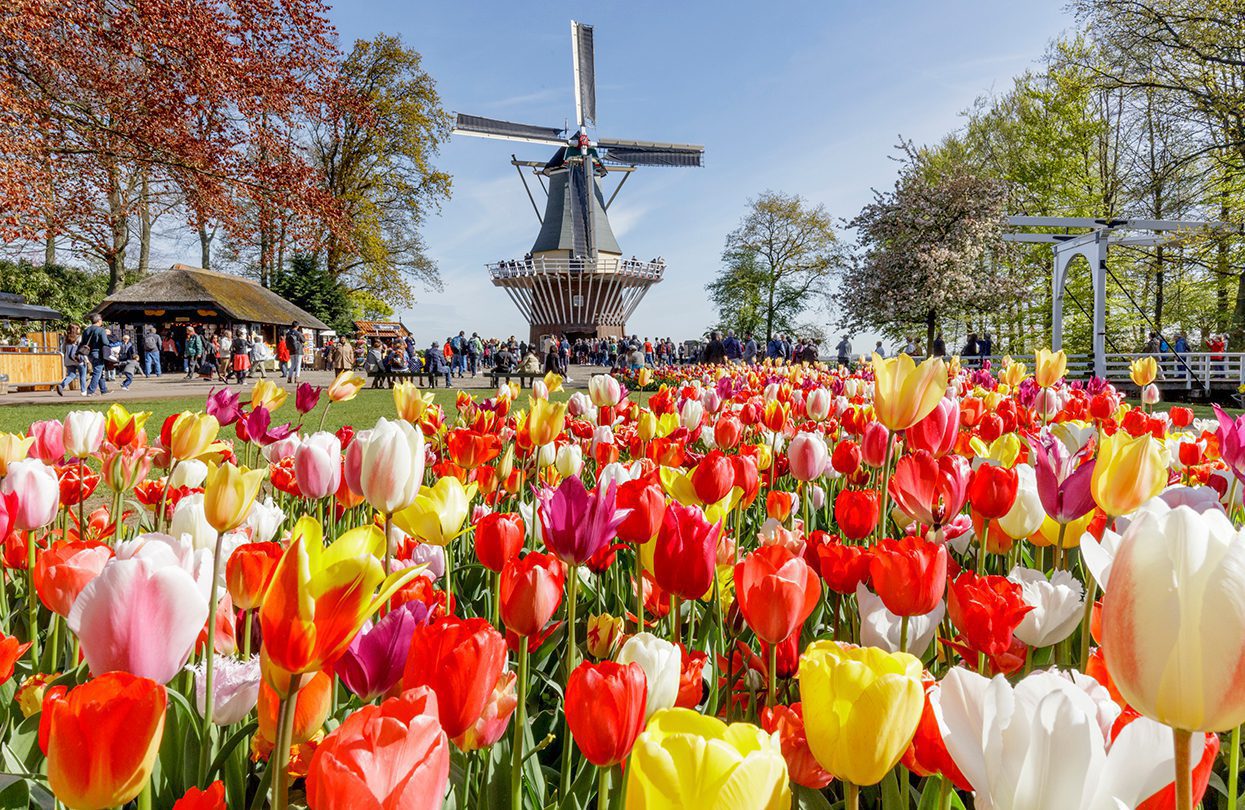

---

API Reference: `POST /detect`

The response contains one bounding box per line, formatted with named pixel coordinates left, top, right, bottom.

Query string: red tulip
left=900, top=676, right=972, bottom=791
left=474, top=512, right=525, bottom=572
left=766, top=491, right=797, bottom=523
left=615, top=478, right=666, bottom=544
left=402, top=617, right=507, bottom=738
left=690, top=449, right=734, bottom=504
left=868, top=535, right=947, bottom=617
left=811, top=533, right=873, bottom=595
left=968, top=464, right=1019, bottom=519
left=834, top=488, right=879, bottom=540
left=906, top=397, right=959, bottom=457
left=499, top=552, right=565, bottom=638
left=831, top=440, right=861, bottom=476
left=713, top=414, right=743, bottom=450
left=652, top=502, right=719, bottom=600
left=947, top=572, right=1032, bottom=658
left=760, top=703, right=833, bottom=789
left=565, top=661, right=647, bottom=767
left=172, top=782, right=225, bottom=810
left=305, top=687, right=450, bottom=810
left=675, top=646, right=708, bottom=708
left=0, top=632, right=33, bottom=685
left=735, top=546, right=820, bottom=644
left=731, top=455, right=760, bottom=507
left=1168, top=406, right=1194, bottom=429
left=888, top=450, right=971, bottom=527
left=32, top=540, right=112, bottom=617
left=225, top=541, right=283, bottom=611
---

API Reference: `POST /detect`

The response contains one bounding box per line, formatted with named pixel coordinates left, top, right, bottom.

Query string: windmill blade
left=452, top=114, right=567, bottom=146
left=571, top=21, right=596, bottom=127
left=597, top=137, right=705, bottom=167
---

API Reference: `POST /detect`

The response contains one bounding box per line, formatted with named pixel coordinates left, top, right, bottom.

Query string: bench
left=367, top=368, right=442, bottom=389
left=487, top=370, right=543, bottom=389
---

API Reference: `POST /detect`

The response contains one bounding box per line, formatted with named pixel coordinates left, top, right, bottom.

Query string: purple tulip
left=237, top=406, right=296, bottom=447
left=1032, top=432, right=1097, bottom=523
left=536, top=476, right=630, bottom=565
left=335, top=600, right=430, bottom=700
left=206, top=387, right=243, bottom=426
left=296, top=382, right=322, bottom=415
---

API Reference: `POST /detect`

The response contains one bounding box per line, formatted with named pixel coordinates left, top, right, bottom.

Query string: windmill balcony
left=487, top=256, right=665, bottom=282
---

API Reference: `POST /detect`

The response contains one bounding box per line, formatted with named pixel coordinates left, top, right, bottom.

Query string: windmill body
left=453, top=21, right=703, bottom=345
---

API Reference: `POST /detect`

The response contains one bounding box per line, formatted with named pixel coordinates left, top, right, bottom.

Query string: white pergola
left=1001, top=216, right=1233, bottom=377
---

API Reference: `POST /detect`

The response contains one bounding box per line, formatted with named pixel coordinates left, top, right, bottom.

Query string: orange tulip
left=0, top=632, right=33, bottom=685
left=38, top=672, right=166, bottom=810
left=258, top=670, right=332, bottom=745
left=258, top=517, right=420, bottom=688
left=104, top=403, right=150, bottom=448
left=225, top=542, right=284, bottom=611
left=33, top=540, right=112, bottom=617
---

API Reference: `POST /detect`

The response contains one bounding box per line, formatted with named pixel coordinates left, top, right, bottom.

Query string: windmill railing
left=900, top=352, right=1245, bottom=392
left=488, top=256, right=666, bottom=282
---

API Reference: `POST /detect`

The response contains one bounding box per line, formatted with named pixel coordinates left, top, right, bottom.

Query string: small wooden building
left=95, top=264, right=330, bottom=344
left=354, top=320, right=410, bottom=341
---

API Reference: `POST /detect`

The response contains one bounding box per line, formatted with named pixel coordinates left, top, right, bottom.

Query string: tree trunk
left=105, top=163, right=128, bottom=294
left=765, top=278, right=776, bottom=342
left=44, top=229, right=55, bottom=267
left=198, top=221, right=212, bottom=269
left=926, top=307, right=936, bottom=353
left=138, top=172, right=152, bottom=278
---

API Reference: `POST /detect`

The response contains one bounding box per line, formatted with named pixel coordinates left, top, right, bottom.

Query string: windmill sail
left=571, top=21, right=596, bottom=127
left=453, top=114, right=565, bottom=145
left=597, top=138, right=704, bottom=167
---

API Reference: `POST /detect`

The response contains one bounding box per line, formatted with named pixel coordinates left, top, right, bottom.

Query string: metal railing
left=488, top=256, right=665, bottom=281
left=904, top=352, right=1245, bottom=390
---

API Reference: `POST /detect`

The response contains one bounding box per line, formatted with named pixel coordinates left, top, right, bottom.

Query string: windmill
left=452, top=21, right=704, bottom=345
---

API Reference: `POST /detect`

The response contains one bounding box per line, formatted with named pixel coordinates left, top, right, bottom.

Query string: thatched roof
left=96, top=264, right=329, bottom=330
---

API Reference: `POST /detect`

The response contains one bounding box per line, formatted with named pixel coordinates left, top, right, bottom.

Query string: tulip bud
left=555, top=443, right=584, bottom=478
left=586, top=613, right=625, bottom=659
left=860, top=422, right=890, bottom=468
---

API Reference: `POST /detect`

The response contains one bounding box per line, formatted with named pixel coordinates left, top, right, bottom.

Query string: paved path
left=7, top=365, right=603, bottom=405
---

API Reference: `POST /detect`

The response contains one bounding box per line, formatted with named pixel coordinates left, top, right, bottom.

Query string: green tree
left=311, top=34, right=452, bottom=308
left=710, top=191, right=842, bottom=341
left=0, top=259, right=108, bottom=325
left=270, top=253, right=354, bottom=335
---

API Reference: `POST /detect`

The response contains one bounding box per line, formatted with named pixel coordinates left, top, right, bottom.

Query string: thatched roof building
left=95, top=264, right=329, bottom=332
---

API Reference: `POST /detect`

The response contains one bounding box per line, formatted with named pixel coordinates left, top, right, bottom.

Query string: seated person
left=425, top=341, right=451, bottom=387
left=364, top=339, right=384, bottom=373
left=492, top=347, right=515, bottom=373
left=521, top=351, right=541, bottom=373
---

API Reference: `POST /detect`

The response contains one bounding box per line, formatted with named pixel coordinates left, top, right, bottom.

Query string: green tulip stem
left=1229, top=724, right=1241, bottom=810
left=445, top=540, right=455, bottom=611
left=899, top=615, right=910, bottom=655
left=635, top=550, right=645, bottom=632
left=976, top=519, right=991, bottom=576
left=510, top=636, right=529, bottom=808
left=26, top=536, right=38, bottom=666
left=491, top=570, right=501, bottom=628
left=270, top=673, right=304, bottom=810
left=1078, top=576, right=1098, bottom=670
left=766, top=643, right=777, bottom=708
left=560, top=569, right=580, bottom=799
left=241, top=611, right=252, bottom=659
left=199, top=526, right=228, bottom=785
left=670, top=596, right=682, bottom=646
left=1173, top=728, right=1193, bottom=810
left=157, top=460, right=180, bottom=534
left=845, top=781, right=860, bottom=810
left=136, top=775, right=152, bottom=810
left=597, top=765, right=611, bottom=810
left=938, top=775, right=952, bottom=810
left=876, top=434, right=895, bottom=542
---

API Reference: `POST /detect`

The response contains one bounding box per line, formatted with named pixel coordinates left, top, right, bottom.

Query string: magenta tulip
left=1214, top=405, right=1245, bottom=484
left=537, top=477, right=629, bottom=565
left=336, top=601, right=430, bottom=701
left=205, top=387, right=243, bottom=427
left=294, top=432, right=342, bottom=500
left=1031, top=432, right=1097, bottom=523
left=2, top=458, right=60, bottom=530
left=296, top=382, right=323, bottom=415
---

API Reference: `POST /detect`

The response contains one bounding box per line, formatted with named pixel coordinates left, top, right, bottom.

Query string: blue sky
left=334, top=1, right=1074, bottom=351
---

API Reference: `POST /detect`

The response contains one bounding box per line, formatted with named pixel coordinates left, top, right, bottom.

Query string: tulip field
left=1, top=353, right=1244, bottom=810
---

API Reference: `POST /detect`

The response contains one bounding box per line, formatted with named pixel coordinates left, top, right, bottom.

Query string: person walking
left=425, top=341, right=451, bottom=388
left=333, top=337, right=355, bottom=375
left=249, top=334, right=269, bottom=378
left=82, top=314, right=109, bottom=396
left=141, top=325, right=162, bottom=378
left=230, top=331, right=251, bottom=384
left=162, top=331, right=178, bottom=374
left=468, top=332, right=483, bottom=377
left=56, top=324, right=87, bottom=396
left=184, top=326, right=204, bottom=379
left=285, top=321, right=304, bottom=383
left=931, top=332, right=946, bottom=357
left=835, top=335, right=852, bottom=367
left=116, top=332, right=139, bottom=389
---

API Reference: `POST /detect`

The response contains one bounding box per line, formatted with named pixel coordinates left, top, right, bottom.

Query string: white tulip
left=168, top=458, right=208, bottom=489
left=998, top=464, right=1044, bottom=540
left=356, top=418, right=424, bottom=515
left=856, top=582, right=943, bottom=655
left=192, top=655, right=261, bottom=725
left=555, top=443, right=583, bottom=478
left=1008, top=566, right=1084, bottom=648
left=168, top=493, right=218, bottom=552
left=63, top=410, right=105, bottom=458
left=616, top=632, right=680, bottom=721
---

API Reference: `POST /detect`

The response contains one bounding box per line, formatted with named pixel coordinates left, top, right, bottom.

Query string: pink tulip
left=294, top=432, right=342, bottom=500
left=343, top=428, right=368, bottom=496
left=63, top=410, right=105, bottom=458
left=2, top=458, right=60, bottom=530
left=452, top=670, right=518, bottom=752
left=805, top=389, right=833, bottom=422
left=67, top=552, right=210, bottom=684
left=861, top=422, right=890, bottom=468
left=787, top=432, right=829, bottom=483
left=906, top=397, right=960, bottom=457
left=537, top=477, right=629, bottom=565
left=1032, top=432, right=1097, bottom=523
left=27, top=420, right=65, bottom=465
left=1214, top=405, right=1245, bottom=484
left=888, top=450, right=971, bottom=528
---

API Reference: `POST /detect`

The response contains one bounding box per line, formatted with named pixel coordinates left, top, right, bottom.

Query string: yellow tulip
left=1033, top=348, right=1067, bottom=388
left=1129, top=356, right=1158, bottom=387
left=105, top=403, right=151, bottom=445
left=327, top=370, right=366, bottom=403
left=250, top=379, right=288, bottom=412
left=871, top=353, right=947, bottom=431
left=655, top=412, right=680, bottom=439
left=968, top=433, right=1022, bottom=468
left=637, top=367, right=653, bottom=388
left=543, top=370, right=564, bottom=393
left=392, top=477, right=478, bottom=546
left=1030, top=511, right=1096, bottom=549
left=1000, top=358, right=1027, bottom=388
left=0, top=433, right=35, bottom=475
left=637, top=410, right=658, bottom=443
left=527, top=398, right=567, bottom=447
left=659, top=466, right=700, bottom=507
left=167, top=412, right=220, bottom=462
left=798, top=641, right=923, bottom=787
left=203, top=462, right=267, bottom=533
left=625, top=708, right=791, bottom=810
left=393, top=381, right=434, bottom=423
left=1091, top=430, right=1167, bottom=516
